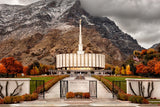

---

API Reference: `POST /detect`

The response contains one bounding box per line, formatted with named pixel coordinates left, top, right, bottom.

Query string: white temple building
left=56, top=19, right=105, bottom=71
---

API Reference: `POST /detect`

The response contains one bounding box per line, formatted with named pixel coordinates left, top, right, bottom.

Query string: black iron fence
left=112, top=80, right=126, bottom=98
left=30, top=80, right=45, bottom=99
left=0, top=73, right=17, bottom=78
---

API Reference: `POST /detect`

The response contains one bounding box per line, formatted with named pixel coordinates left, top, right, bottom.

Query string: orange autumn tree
left=30, top=66, right=39, bottom=75
left=141, top=49, right=147, bottom=56
left=23, top=66, right=28, bottom=75
left=147, top=48, right=156, bottom=54
left=0, top=57, right=23, bottom=74
left=136, top=63, right=145, bottom=74
left=147, top=59, right=158, bottom=75
left=0, top=63, right=7, bottom=74
left=142, top=66, right=150, bottom=74
left=155, top=61, right=160, bottom=74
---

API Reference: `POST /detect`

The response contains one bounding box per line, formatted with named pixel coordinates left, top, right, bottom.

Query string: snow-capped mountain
left=0, top=0, right=143, bottom=65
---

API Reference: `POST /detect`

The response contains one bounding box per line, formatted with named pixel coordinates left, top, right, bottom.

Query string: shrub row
left=34, top=75, right=69, bottom=93
left=92, top=75, right=149, bottom=104
left=118, top=92, right=149, bottom=104
left=0, top=93, right=38, bottom=104
left=66, top=92, right=90, bottom=99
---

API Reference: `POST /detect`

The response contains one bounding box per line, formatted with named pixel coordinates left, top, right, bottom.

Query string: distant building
left=56, top=19, right=105, bottom=71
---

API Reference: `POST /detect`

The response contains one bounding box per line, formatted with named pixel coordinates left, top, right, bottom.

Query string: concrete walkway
left=85, top=77, right=112, bottom=98
left=14, top=76, right=141, bottom=106
left=44, top=76, right=112, bottom=99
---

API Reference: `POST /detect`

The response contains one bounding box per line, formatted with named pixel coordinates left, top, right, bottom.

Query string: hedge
left=0, top=93, right=38, bottom=104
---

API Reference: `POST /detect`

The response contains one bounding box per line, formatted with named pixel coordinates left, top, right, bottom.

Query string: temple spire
left=77, top=19, right=84, bottom=54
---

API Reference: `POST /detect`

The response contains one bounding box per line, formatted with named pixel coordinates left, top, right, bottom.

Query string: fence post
left=36, top=80, right=37, bottom=93
left=96, top=81, right=97, bottom=98
left=43, top=80, right=45, bottom=99
left=112, top=81, right=114, bottom=98
left=60, top=80, right=62, bottom=98
left=119, top=81, right=121, bottom=92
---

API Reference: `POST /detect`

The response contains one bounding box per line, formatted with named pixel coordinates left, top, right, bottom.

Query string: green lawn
left=104, top=76, right=148, bottom=92
left=104, top=76, right=146, bottom=82
left=148, top=99, right=160, bottom=104
left=30, top=76, right=55, bottom=82
left=29, top=76, right=55, bottom=93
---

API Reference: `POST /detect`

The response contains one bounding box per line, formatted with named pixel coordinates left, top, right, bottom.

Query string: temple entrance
left=74, top=71, right=87, bottom=74
left=60, top=80, right=97, bottom=98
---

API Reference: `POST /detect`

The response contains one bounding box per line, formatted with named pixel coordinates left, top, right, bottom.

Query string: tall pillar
left=77, top=19, right=84, bottom=54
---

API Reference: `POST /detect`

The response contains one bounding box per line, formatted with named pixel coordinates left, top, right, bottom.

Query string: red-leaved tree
left=147, top=59, right=158, bottom=74
left=136, top=63, right=145, bottom=74
left=142, top=66, right=150, bottom=74
left=23, top=66, right=28, bottom=75
left=155, top=61, right=160, bottom=74
left=141, top=49, right=147, bottom=56
left=0, top=57, right=23, bottom=74
left=0, top=63, right=7, bottom=74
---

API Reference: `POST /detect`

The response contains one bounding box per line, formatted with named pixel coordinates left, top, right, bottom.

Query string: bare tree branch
left=10, top=81, right=24, bottom=96
left=5, top=81, right=8, bottom=96
left=129, top=82, right=137, bottom=96
left=0, top=84, right=4, bottom=98
left=149, top=82, right=154, bottom=98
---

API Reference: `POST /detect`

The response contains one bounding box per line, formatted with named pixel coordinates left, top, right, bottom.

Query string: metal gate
left=60, top=80, right=68, bottom=98
left=89, top=81, right=97, bottom=98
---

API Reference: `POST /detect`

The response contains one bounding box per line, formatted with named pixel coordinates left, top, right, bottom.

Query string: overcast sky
left=0, top=0, right=160, bottom=48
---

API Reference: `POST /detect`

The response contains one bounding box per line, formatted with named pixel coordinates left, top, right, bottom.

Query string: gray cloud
left=0, top=0, right=40, bottom=5
left=80, top=0, right=160, bottom=48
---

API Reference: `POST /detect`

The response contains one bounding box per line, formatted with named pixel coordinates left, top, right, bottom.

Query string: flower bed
left=66, top=92, right=90, bottom=99
left=0, top=93, right=38, bottom=104
left=117, top=92, right=149, bottom=104
left=92, top=75, right=149, bottom=104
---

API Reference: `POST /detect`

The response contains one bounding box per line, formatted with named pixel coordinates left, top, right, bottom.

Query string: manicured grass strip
left=30, top=76, right=55, bottom=82
left=148, top=99, right=160, bottom=104
left=29, top=76, right=55, bottom=94
left=104, top=76, right=146, bottom=82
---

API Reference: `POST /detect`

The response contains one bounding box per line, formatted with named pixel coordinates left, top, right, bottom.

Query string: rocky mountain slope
left=0, top=0, right=143, bottom=65
left=151, top=43, right=160, bottom=48
left=0, top=28, right=123, bottom=65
